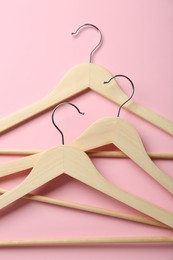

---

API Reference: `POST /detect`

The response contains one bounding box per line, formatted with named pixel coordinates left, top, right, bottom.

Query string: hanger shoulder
left=0, top=147, right=64, bottom=209
left=0, top=146, right=92, bottom=208
left=89, top=64, right=128, bottom=103
left=127, top=101, right=173, bottom=136
left=113, top=118, right=173, bottom=194
left=71, top=117, right=116, bottom=150
left=0, top=64, right=90, bottom=134
left=0, top=153, right=41, bottom=177
left=71, top=116, right=173, bottom=194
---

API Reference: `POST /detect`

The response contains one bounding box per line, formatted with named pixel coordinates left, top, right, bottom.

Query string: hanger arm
left=126, top=101, right=173, bottom=136
left=0, top=153, right=41, bottom=177
left=112, top=118, right=173, bottom=194
left=0, top=92, right=84, bottom=134
left=0, top=146, right=173, bottom=227
left=0, top=98, right=55, bottom=134
left=0, top=64, right=89, bottom=134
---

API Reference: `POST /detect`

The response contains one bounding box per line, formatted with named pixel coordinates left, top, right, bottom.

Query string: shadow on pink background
left=0, top=0, right=173, bottom=259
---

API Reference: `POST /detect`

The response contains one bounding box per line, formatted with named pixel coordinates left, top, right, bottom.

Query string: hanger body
left=0, top=63, right=172, bottom=135
left=0, top=153, right=168, bottom=228
left=0, top=145, right=173, bottom=227
left=1, top=117, right=173, bottom=194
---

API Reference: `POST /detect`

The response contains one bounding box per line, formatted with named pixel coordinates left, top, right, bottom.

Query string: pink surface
left=0, top=0, right=173, bottom=259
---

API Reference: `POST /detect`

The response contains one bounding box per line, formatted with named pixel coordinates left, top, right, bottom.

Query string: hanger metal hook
left=52, top=102, right=85, bottom=145
left=71, top=24, right=102, bottom=63
left=104, top=75, right=135, bottom=117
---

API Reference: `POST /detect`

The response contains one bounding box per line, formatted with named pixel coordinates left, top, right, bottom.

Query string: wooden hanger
left=0, top=24, right=172, bottom=135
left=0, top=145, right=173, bottom=227
left=0, top=102, right=173, bottom=228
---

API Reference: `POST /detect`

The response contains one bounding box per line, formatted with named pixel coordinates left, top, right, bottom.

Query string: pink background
left=0, top=0, right=173, bottom=259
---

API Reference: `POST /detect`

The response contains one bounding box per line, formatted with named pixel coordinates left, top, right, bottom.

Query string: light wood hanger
left=0, top=102, right=173, bottom=228
left=0, top=145, right=173, bottom=228
left=0, top=148, right=170, bottom=229
left=0, top=24, right=172, bottom=135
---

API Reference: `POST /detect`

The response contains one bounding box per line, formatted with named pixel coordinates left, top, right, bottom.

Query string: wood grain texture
left=0, top=63, right=172, bottom=135
left=0, top=146, right=173, bottom=227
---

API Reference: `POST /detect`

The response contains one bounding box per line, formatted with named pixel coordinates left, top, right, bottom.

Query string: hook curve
left=104, top=75, right=135, bottom=117
left=71, top=24, right=102, bottom=63
left=52, top=102, right=85, bottom=145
